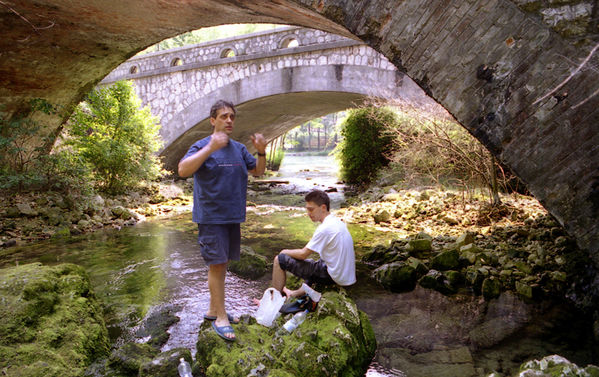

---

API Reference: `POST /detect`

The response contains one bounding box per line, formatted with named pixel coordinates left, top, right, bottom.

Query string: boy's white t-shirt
left=306, top=214, right=356, bottom=286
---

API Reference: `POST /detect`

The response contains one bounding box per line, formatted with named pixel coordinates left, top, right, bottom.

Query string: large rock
left=228, top=245, right=268, bottom=280
left=431, top=248, right=460, bottom=271
left=516, top=355, right=599, bottom=377
left=373, top=262, right=418, bottom=293
left=194, top=291, right=376, bottom=377
left=0, top=263, right=110, bottom=376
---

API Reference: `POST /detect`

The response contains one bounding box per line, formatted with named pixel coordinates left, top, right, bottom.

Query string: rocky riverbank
left=0, top=180, right=193, bottom=248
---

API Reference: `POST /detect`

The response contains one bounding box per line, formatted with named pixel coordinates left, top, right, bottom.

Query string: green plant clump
left=67, top=80, right=164, bottom=194
left=335, top=107, right=396, bottom=188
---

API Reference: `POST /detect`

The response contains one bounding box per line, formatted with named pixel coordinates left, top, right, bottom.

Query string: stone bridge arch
left=159, top=64, right=418, bottom=171
left=1, top=0, right=598, bottom=258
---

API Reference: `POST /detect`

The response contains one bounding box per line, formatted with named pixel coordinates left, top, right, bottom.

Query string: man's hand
left=250, top=133, right=267, bottom=154
left=209, top=131, right=229, bottom=151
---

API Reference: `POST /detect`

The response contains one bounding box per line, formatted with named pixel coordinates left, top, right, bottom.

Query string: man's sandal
left=203, top=313, right=240, bottom=324
left=211, top=321, right=236, bottom=342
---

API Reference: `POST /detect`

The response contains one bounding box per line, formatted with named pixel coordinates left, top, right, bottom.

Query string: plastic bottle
left=282, top=309, right=308, bottom=333
left=178, top=358, right=192, bottom=377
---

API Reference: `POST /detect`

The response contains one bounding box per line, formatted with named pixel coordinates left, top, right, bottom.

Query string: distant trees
left=285, top=113, right=342, bottom=152
left=142, top=24, right=281, bottom=53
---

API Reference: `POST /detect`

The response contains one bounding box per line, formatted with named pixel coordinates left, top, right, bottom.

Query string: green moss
left=0, top=263, right=109, bottom=376
left=195, top=291, right=376, bottom=377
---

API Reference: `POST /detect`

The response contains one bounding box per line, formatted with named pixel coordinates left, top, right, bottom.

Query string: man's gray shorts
left=278, top=253, right=335, bottom=286
left=198, top=223, right=241, bottom=265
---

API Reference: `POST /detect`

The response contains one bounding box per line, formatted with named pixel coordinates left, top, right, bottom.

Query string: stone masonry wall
left=102, top=27, right=396, bottom=131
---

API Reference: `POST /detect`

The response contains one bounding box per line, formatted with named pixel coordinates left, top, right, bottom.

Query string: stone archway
left=158, top=65, right=421, bottom=171
left=1, top=0, right=597, bottom=258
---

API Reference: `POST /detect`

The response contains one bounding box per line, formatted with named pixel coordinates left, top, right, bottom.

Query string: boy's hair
left=210, top=99, right=236, bottom=119
left=305, top=190, right=330, bottom=211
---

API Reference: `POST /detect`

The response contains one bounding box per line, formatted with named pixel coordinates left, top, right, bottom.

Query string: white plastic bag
left=254, top=287, right=285, bottom=327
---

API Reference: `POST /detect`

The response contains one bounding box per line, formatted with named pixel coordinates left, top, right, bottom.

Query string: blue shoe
left=203, top=313, right=240, bottom=324
left=211, top=321, right=236, bottom=342
left=279, top=295, right=317, bottom=314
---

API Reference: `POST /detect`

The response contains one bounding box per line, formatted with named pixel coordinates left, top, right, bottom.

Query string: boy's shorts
left=277, top=253, right=335, bottom=286
left=197, top=223, right=241, bottom=265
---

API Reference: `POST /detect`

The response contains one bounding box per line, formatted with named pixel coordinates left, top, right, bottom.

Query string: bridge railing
left=102, top=26, right=361, bottom=83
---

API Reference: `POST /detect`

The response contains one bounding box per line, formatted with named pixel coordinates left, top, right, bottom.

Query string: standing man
left=178, top=99, right=266, bottom=341
left=272, top=190, right=356, bottom=310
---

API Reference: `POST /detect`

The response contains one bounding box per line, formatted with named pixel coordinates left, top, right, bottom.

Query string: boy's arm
left=280, top=247, right=313, bottom=260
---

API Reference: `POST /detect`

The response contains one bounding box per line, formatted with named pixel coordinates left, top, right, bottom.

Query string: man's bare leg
left=272, top=254, right=287, bottom=292
left=207, top=262, right=234, bottom=339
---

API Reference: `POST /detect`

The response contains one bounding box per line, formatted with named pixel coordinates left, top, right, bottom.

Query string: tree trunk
left=490, top=153, right=501, bottom=206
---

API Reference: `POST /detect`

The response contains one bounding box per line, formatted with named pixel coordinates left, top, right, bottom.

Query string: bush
left=67, top=81, right=164, bottom=194
left=334, top=107, right=396, bottom=188
left=0, top=99, right=92, bottom=193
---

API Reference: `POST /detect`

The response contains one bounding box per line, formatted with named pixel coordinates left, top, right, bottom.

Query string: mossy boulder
left=431, top=248, right=460, bottom=271
left=372, top=262, right=418, bottom=293
left=482, top=277, right=502, bottom=300
left=418, top=269, right=456, bottom=295
left=194, top=290, right=376, bottom=377
left=0, top=262, right=110, bottom=376
left=228, top=245, right=268, bottom=280
left=362, top=244, right=401, bottom=265
left=517, top=355, right=599, bottom=377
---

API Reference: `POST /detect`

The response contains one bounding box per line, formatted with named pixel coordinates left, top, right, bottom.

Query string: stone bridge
left=1, top=0, right=598, bottom=260
left=100, top=26, right=429, bottom=171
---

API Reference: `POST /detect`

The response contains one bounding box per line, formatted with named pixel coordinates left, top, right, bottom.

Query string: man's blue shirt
left=182, top=136, right=256, bottom=224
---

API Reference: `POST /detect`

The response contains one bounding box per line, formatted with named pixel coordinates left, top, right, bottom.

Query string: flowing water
left=0, top=153, right=595, bottom=376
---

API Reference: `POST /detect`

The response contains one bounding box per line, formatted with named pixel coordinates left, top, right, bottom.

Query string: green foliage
left=0, top=99, right=92, bottom=193
left=142, top=24, right=281, bottom=53
left=269, top=149, right=285, bottom=171
left=67, top=80, right=164, bottom=194
left=285, top=113, right=342, bottom=152
left=334, top=107, right=397, bottom=187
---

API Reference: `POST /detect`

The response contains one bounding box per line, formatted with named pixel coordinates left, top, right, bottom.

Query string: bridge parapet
left=102, top=26, right=356, bottom=82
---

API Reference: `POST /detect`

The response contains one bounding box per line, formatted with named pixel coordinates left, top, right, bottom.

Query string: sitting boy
left=272, top=189, right=356, bottom=311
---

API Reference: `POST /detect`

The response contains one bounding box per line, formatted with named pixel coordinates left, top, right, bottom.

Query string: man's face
left=305, top=201, right=327, bottom=223
left=210, top=106, right=235, bottom=134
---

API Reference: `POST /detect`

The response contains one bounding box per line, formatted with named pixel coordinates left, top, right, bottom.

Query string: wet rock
left=380, top=346, right=477, bottom=377
left=407, top=257, right=429, bottom=276
left=482, top=277, right=501, bottom=299
left=228, top=245, right=268, bottom=280
left=0, top=263, right=110, bottom=376
left=106, top=342, right=158, bottom=375
left=194, top=291, right=376, bottom=377
left=139, top=348, right=192, bottom=377
left=407, top=238, right=432, bottom=254
left=517, top=354, right=599, bottom=377
left=418, top=269, right=455, bottom=295
left=515, top=281, right=534, bottom=300
left=362, top=244, right=401, bottom=265
left=431, top=248, right=460, bottom=271
left=135, top=305, right=181, bottom=349
left=373, top=262, right=418, bottom=292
